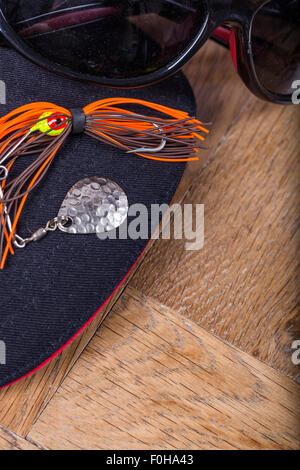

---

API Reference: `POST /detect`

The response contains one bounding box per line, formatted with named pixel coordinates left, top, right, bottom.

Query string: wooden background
left=0, top=41, right=299, bottom=450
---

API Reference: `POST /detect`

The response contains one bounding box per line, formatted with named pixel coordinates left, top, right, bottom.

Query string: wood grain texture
left=0, top=425, right=39, bottom=450
left=28, top=288, right=300, bottom=450
left=132, top=97, right=300, bottom=380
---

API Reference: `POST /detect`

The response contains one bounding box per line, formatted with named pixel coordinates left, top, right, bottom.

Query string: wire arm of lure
left=0, top=130, right=32, bottom=166
left=0, top=165, right=12, bottom=228
left=0, top=165, right=15, bottom=255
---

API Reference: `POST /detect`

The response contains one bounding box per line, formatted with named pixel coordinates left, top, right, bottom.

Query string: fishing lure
left=0, top=97, right=209, bottom=269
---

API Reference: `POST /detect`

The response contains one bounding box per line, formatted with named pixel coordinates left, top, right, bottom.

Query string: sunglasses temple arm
left=0, top=23, right=237, bottom=72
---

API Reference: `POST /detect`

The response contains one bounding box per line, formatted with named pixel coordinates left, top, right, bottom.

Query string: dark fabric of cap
left=0, top=48, right=195, bottom=387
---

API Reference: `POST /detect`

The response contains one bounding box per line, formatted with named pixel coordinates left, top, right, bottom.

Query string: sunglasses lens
left=251, top=0, right=300, bottom=96
left=4, top=0, right=207, bottom=82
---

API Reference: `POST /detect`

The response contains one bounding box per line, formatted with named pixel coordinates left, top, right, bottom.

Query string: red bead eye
left=47, top=114, right=68, bottom=130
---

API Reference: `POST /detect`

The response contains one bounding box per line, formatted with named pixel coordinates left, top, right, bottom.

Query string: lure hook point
left=127, top=123, right=167, bottom=154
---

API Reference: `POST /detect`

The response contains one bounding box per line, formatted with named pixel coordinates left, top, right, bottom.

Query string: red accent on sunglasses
left=211, top=26, right=238, bottom=73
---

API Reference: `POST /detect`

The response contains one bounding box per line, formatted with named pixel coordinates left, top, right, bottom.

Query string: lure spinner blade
left=15, top=177, right=129, bottom=248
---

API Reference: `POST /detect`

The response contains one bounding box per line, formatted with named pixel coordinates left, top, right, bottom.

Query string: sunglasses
left=0, top=1, right=299, bottom=104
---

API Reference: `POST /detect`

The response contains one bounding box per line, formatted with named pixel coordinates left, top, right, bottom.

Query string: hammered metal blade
left=57, top=177, right=128, bottom=234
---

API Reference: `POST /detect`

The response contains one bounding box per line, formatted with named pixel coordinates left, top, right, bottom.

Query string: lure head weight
left=31, top=112, right=68, bottom=136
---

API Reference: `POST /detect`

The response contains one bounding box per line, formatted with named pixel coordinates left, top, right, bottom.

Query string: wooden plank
left=132, top=97, right=300, bottom=379
left=0, top=42, right=249, bottom=436
left=28, top=288, right=300, bottom=450
left=0, top=425, right=39, bottom=450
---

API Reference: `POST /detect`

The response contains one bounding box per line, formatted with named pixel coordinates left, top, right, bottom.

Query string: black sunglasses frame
left=0, top=0, right=292, bottom=104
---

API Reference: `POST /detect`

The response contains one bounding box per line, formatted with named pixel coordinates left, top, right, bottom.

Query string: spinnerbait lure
left=0, top=98, right=209, bottom=268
